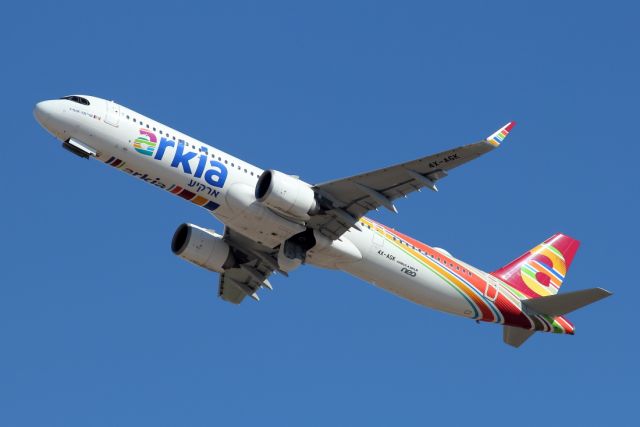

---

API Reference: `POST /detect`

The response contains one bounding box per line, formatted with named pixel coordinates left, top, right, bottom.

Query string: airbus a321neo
left=34, top=95, right=612, bottom=347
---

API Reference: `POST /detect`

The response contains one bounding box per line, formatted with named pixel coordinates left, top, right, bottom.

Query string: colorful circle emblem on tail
left=519, top=243, right=567, bottom=296
left=133, top=129, right=157, bottom=156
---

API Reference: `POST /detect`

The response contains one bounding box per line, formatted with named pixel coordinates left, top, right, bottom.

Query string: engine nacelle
left=255, top=170, right=318, bottom=220
left=171, top=223, right=235, bottom=273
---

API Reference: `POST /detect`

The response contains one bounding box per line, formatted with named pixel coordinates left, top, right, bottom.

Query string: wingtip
left=486, top=121, right=516, bottom=147
left=597, top=288, right=613, bottom=297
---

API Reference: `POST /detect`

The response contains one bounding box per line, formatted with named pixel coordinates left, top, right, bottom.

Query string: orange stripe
left=365, top=217, right=499, bottom=321
left=394, top=240, right=496, bottom=321
left=192, top=195, right=209, bottom=206
left=554, top=316, right=573, bottom=333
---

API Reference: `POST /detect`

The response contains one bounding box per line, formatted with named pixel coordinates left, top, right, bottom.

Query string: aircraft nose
left=33, top=100, right=55, bottom=127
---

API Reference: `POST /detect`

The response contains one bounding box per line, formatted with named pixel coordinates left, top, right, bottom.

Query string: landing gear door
left=105, top=100, right=120, bottom=127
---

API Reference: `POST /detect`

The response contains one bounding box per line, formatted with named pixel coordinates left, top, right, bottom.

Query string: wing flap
left=218, top=271, right=250, bottom=304
left=218, top=227, right=280, bottom=304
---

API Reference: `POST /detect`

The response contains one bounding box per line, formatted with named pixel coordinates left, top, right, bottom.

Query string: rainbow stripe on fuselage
left=360, top=217, right=574, bottom=335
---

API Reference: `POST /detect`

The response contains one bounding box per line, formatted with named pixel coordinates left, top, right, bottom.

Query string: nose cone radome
left=33, top=100, right=56, bottom=128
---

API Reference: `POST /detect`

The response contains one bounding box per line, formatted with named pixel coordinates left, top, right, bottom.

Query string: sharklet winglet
left=486, top=121, right=516, bottom=147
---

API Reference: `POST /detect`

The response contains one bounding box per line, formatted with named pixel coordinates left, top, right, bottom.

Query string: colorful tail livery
left=492, top=233, right=579, bottom=298
left=494, top=234, right=611, bottom=347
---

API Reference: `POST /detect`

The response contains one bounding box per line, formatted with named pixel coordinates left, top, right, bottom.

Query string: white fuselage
left=34, top=95, right=492, bottom=320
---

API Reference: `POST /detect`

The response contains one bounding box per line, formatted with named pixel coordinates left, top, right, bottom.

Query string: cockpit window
left=60, top=96, right=90, bottom=106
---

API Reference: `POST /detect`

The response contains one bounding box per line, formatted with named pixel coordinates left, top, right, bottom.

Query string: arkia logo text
left=133, top=129, right=227, bottom=188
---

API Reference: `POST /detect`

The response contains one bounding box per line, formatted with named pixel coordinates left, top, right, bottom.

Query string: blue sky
left=1, top=1, right=638, bottom=425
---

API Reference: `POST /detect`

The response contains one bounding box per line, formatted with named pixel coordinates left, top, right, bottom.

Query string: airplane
left=34, top=94, right=612, bottom=347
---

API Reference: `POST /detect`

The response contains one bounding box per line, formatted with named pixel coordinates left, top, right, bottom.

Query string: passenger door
left=371, top=225, right=385, bottom=251
left=485, top=275, right=499, bottom=301
left=105, top=100, right=120, bottom=127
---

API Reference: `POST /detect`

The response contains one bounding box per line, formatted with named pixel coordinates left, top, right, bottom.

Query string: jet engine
left=171, top=223, right=235, bottom=273
left=255, top=170, right=319, bottom=220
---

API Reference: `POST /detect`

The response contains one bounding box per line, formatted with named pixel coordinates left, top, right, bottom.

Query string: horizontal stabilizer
left=503, top=325, right=535, bottom=348
left=523, top=287, right=612, bottom=317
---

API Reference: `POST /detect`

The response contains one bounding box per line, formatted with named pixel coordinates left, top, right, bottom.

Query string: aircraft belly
left=338, top=228, right=473, bottom=318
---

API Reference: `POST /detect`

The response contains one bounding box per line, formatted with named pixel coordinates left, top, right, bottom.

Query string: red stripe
left=177, top=189, right=195, bottom=200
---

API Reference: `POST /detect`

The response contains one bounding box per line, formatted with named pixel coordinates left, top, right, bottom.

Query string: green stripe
left=387, top=239, right=482, bottom=319
left=521, top=266, right=537, bottom=278
left=544, top=244, right=564, bottom=259
left=404, top=243, right=503, bottom=323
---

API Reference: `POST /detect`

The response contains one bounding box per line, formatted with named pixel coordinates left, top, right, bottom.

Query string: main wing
left=218, top=227, right=281, bottom=304
left=309, top=122, right=515, bottom=239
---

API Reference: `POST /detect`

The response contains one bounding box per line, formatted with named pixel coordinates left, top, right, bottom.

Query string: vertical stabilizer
left=492, top=233, right=580, bottom=299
